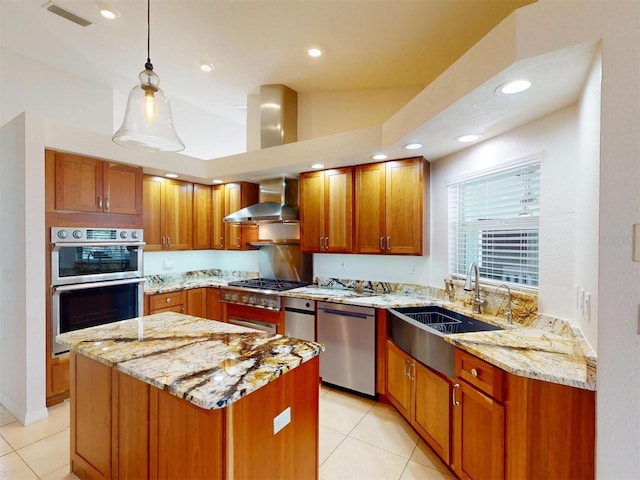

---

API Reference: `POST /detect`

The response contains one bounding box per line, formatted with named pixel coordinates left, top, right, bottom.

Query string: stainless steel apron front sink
left=387, top=305, right=502, bottom=378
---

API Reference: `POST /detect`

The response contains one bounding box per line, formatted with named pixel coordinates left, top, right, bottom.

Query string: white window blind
left=448, top=161, right=540, bottom=288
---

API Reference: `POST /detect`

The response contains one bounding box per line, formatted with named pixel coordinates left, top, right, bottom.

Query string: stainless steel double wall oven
left=50, top=227, right=145, bottom=356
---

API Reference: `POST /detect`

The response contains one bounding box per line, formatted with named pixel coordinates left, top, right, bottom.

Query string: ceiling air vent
left=43, top=2, right=92, bottom=27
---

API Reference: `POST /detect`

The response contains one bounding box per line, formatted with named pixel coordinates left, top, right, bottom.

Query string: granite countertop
left=56, top=312, right=324, bottom=410
left=141, top=273, right=596, bottom=391
left=283, top=284, right=596, bottom=391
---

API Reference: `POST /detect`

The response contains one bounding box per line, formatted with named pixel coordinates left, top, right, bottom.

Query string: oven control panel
left=220, top=288, right=282, bottom=311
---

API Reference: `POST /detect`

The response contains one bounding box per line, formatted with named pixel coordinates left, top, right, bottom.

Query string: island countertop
left=56, top=312, right=324, bottom=410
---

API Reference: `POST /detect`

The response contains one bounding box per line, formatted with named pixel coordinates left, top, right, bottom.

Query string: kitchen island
left=57, top=312, right=324, bottom=480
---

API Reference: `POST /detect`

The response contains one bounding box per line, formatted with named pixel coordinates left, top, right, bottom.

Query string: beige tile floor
left=0, top=386, right=455, bottom=480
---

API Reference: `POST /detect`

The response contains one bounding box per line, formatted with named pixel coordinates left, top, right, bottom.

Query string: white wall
left=144, top=250, right=258, bottom=276
left=0, top=113, right=48, bottom=425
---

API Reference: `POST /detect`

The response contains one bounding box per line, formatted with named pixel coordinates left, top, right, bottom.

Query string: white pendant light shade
left=113, top=66, right=184, bottom=152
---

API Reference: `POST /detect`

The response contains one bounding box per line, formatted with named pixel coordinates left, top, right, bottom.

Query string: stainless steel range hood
left=223, top=177, right=299, bottom=223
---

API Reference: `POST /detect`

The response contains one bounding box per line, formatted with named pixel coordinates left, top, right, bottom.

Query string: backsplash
left=145, top=269, right=258, bottom=288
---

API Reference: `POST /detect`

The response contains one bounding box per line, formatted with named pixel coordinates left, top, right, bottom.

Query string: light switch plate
left=633, top=224, right=640, bottom=262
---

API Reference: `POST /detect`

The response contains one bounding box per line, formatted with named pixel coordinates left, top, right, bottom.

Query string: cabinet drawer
left=149, top=291, right=186, bottom=312
left=455, top=349, right=504, bottom=401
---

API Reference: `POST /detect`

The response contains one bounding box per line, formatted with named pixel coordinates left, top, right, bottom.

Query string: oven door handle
left=51, top=241, right=146, bottom=252
left=52, top=277, right=146, bottom=294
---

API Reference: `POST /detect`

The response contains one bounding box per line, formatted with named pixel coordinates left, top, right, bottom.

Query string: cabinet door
left=55, top=152, right=103, bottom=212
left=103, top=162, right=142, bottom=215
left=453, top=380, right=505, bottom=480
left=299, top=171, right=325, bottom=252
left=224, top=183, right=242, bottom=250
left=413, top=362, right=451, bottom=464
left=385, top=340, right=412, bottom=419
left=187, top=288, right=208, bottom=318
left=192, top=184, right=212, bottom=250
left=162, top=179, right=193, bottom=250
left=355, top=162, right=386, bottom=254
left=143, top=176, right=164, bottom=251
left=207, top=287, right=223, bottom=321
left=211, top=184, right=225, bottom=249
left=385, top=158, right=424, bottom=255
left=324, top=167, right=353, bottom=253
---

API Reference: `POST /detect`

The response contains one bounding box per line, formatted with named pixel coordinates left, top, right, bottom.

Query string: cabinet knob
left=471, top=368, right=478, bottom=377
left=166, top=298, right=171, bottom=303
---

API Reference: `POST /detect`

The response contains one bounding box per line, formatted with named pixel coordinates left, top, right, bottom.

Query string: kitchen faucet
left=494, top=284, right=513, bottom=324
left=463, top=262, right=483, bottom=313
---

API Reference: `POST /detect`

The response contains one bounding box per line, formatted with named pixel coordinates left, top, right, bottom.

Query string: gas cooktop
left=227, top=278, right=310, bottom=292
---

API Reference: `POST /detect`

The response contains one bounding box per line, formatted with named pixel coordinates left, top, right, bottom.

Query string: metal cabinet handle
left=236, top=236, right=241, bottom=247
left=409, top=361, right=414, bottom=381
left=220, top=236, right=224, bottom=247
left=161, top=236, right=165, bottom=247
left=320, top=237, right=324, bottom=249
left=324, top=236, right=329, bottom=250
left=105, top=196, right=110, bottom=211
left=452, top=383, right=460, bottom=406
left=97, top=196, right=103, bottom=209
left=471, top=368, right=478, bottom=377
left=387, top=236, right=391, bottom=251
left=167, top=237, right=171, bottom=248
left=379, top=237, right=384, bottom=250
left=404, top=359, right=410, bottom=378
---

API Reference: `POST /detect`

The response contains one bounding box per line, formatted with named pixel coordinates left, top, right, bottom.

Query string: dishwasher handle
left=318, top=306, right=374, bottom=319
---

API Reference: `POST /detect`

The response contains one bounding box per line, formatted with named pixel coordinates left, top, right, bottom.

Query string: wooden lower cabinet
left=69, top=352, right=319, bottom=480
left=147, top=290, right=186, bottom=315
left=452, top=379, right=505, bottom=480
left=186, top=287, right=207, bottom=317
left=452, top=348, right=595, bottom=480
left=386, top=340, right=451, bottom=463
left=207, top=287, right=223, bottom=321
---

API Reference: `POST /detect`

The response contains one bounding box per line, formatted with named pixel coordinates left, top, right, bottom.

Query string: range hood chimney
left=224, top=85, right=299, bottom=224
left=260, top=84, right=298, bottom=148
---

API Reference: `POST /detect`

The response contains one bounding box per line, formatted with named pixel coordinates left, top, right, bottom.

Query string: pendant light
left=112, top=0, right=184, bottom=152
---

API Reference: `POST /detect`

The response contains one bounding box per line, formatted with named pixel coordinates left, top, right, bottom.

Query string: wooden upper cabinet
left=211, top=184, right=226, bottom=250
left=54, top=152, right=143, bottom=215
left=143, top=175, right=193, bottom=251
left=224, top=182, right=259, bottom=250
left=103, top=162, right=143, bottom=215
left=355, top=157, right=427, bottom=255
left=300, top=168, right=353, bottom=253
left=192, top=184, right=212, bottom=250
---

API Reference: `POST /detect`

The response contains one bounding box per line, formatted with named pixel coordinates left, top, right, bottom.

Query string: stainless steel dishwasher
left=284, top=297, right=316, bottom=341
left=317, top=301, right=376, bottom=397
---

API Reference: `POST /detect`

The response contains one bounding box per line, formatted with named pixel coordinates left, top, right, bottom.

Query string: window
left=448, top=160, right=540, bottom=288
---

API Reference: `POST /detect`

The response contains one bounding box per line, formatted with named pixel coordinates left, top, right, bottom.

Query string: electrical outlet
left=410, top=262, right=417, bottom=274
left=580, top=288, right=585, bottom=312
left=273, top=407, right=291, bottom=435
left=339, top=260, right=345, bottom=270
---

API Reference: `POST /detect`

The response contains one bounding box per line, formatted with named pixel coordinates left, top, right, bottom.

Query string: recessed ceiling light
left=371, top=153, right=388, bottom=160
left=212, top=179, right=224, bottom=184
left=307, top=45, right=323, bottom=58
left=456, top=134, right=481, bottom=143
left=200, top=62, right=214, bottom=73
left=310, top=163, right=324, bottom=169
left=403, top=143, right=423, bottom=150
left=165, top=173, right=179, bottom=178
left=96, top=4, right=119, bottom=20
left=497, top=79, right=532, bottom=95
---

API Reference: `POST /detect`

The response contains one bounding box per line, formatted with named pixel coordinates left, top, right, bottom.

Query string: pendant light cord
left=145, top=0, right=153, bottom=70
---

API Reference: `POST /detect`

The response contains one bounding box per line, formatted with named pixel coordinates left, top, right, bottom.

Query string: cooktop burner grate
left=227, top=278, right=310, bottom=292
